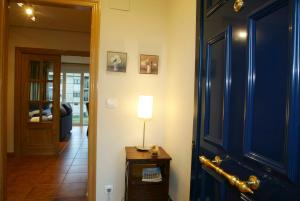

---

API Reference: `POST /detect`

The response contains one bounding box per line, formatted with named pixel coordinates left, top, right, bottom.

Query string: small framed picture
left=139, top=54, right=159, bottom=74
left=107, top=51, right=127, bottom=72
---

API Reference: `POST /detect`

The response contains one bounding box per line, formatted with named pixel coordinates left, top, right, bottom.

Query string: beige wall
left=96, top=0, right=168, bottom=200
left=7, top=26, right=90, bottom=152
left=96, top=0, right=196, bottom=200
left=164, top=0, right=196, bottom=200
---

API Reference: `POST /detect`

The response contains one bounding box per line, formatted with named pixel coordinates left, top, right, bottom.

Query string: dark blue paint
left=207, top=0, right=228, bottom=16
left=287, top=0, right=300, bottom=184
left=189, top=0, right=205, bottom=199
left=204, top=31, right=225, bottom=145
left=204, top=27, right=232, bottom=150
left=190, top=0, right=300, bottom=200
left=244, top=1, right=289, bottom=174
left=200, top=170, right=227, bottom=201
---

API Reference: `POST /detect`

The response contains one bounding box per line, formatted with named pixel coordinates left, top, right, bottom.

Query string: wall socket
left=104, top=185, right=113, bottom=193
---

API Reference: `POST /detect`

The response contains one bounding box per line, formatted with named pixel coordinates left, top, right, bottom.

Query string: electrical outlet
left=104, top=185, right=113, bottom=193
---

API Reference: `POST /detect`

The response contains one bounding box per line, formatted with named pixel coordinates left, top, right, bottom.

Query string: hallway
left=7, top=126, right=88, bottom=201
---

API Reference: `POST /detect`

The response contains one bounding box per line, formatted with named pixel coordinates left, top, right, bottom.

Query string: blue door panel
left=244, top=1, right=289, bottom=174
left=200, top=171, right=226, bottom=201
left=287, top=0, right=300, bottom=184
left=207, top=0, right=226, bottom=8
left=207, top=0, right=228, bottom=16
left=204, top=27, right=232, bottom=150
left=191, top=0, right=300, bottom=200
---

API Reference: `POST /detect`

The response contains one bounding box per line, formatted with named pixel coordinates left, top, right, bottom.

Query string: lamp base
left=136, top=145, right=151, bottom=151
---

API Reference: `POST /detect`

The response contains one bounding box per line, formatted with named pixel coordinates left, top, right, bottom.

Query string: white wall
left=96, top=0, right=196, bottom=200
left=97, top=0, right=168, bottom=200
left=7, top=26, right=90, bottom=152
left=164, top=0, right=196, bottom=200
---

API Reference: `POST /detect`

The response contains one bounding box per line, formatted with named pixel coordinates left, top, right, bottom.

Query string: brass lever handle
left=199, top=155, right=260, bottom=194
left=212, top=155, right=222, bottom=166
left=234, top=0, right=244, bottom=12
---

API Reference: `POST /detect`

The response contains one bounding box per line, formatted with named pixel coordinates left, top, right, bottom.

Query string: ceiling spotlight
left=30, top=16, right=36, bottom=22
left=25, top=6, right=34, bottom=16
left=17, top=3, right=24, bottom=7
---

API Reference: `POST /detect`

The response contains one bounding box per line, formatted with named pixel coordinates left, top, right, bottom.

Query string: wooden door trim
left=1, top=0, right=100, bottom=200
left=15, top=47, right=90, bottom=57
left=14, top=48, right=22, bottom=156
left=15, top=51, right=62, bottom=155
left=14, top=48, right=89, bottom=155
left=0, top=0, right=8, bottom=200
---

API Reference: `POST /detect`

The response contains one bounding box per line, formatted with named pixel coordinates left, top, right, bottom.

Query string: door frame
left=0, top=0, right=8, bottom=200
left=14, top=47, right=90, bottom=155
left=0, top=0, right=101, bottom=201
left=190, top=0, right=203, bottom=199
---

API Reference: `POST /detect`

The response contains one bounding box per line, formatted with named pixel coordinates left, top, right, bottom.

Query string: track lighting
left=17, top=3, right=37, bottom=22
left=25, top=6, right=34, bottom=16
left=17, top=3, right=24, bottom=7
left=30, top=16, right=36, bottom=22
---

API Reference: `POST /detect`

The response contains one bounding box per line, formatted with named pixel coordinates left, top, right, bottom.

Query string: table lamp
left=136, top=96, right=153, bottom=151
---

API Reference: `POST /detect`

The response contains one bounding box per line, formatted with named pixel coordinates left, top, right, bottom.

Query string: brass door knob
left=234, top=0, right=244, bottom=12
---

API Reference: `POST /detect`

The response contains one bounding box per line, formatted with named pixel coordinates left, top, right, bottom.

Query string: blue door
left=191, top=0, right=300, bottom=200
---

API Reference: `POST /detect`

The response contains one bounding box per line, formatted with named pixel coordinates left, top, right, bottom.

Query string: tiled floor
left=7, top=126, right=88, bottom=201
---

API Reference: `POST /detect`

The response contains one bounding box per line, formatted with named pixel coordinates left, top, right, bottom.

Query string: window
left=60, top=69, right=90, bottom=125
left=73, top=92, right=80, bottom=97
left=28, top=60, right=54, bottom=123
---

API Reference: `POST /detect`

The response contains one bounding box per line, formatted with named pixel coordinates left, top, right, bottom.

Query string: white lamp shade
left=137, top=96, right=153, bottom=119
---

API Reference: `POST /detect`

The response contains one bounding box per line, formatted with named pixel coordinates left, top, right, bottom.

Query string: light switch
left=105, top=98, right=118, bottom=109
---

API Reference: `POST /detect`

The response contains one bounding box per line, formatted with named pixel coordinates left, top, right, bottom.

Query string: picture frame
left=139, top=54, right=159, bottom=74
left=107, top=51, right=127, bottom=72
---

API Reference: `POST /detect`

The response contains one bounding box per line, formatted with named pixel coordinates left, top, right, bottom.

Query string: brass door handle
left=234, top=0, right=244, bottom=12
left=199, top=155, right=260, bottom=194
left=212, top=155, right=222, bottom=166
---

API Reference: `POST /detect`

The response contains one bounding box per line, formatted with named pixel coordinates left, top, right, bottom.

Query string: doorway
left=10, top=4, right=90, bottom=198
left=60, top=56, right=90, bottom=126
left=0, top=0, right=100, bottom=201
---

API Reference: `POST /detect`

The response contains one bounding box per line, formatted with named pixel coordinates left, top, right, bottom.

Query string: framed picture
left=107, top=51, right=127, bottom=72
left=139, top=54, right=159, bottom=74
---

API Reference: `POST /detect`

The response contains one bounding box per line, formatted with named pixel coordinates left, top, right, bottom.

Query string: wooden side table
left=125, top=146, right=172, bottom=201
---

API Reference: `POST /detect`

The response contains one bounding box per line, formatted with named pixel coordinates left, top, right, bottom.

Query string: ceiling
left=9, top=3, right=91, bottom=33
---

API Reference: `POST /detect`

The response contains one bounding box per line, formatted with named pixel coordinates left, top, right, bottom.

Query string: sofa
left=29, top=104, right=53, bottom=122
left=60, top=103, right=73, bottom=141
